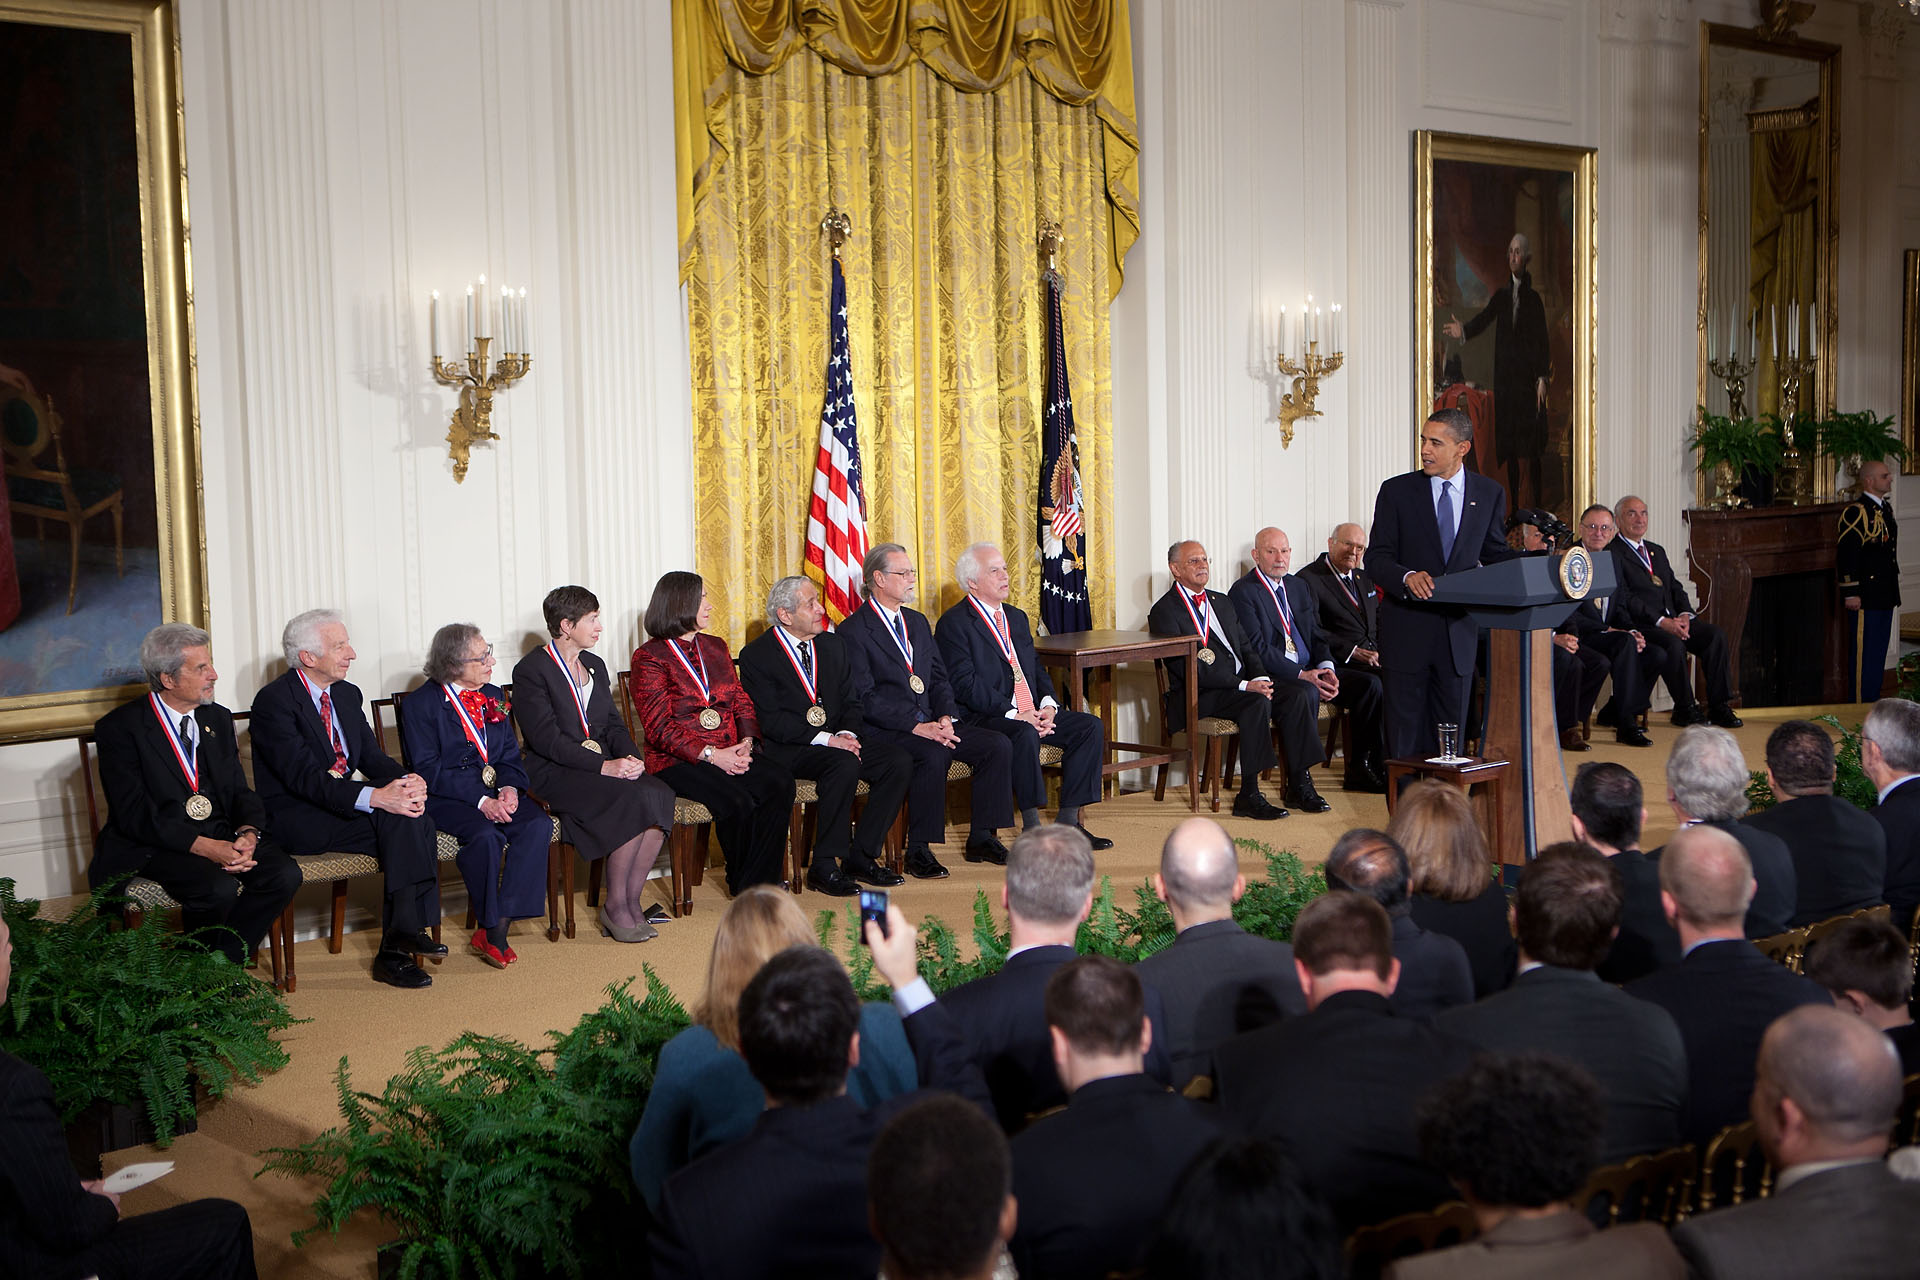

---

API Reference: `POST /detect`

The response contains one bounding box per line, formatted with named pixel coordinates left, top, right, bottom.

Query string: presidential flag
left=803, top=258, right=870, bottom=623
left=1037, top=270, right=1091, bottom=634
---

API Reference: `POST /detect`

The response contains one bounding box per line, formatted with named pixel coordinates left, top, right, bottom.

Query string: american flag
left=803, top=258, right=870, bottom=623
left=1037, top=270, right=1091, bottom=634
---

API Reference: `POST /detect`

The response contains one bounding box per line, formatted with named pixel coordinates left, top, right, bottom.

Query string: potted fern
left=0, top=881, right=300, bottom=1174
left=1814, top=410, right=1907, bottom=496
left=1687, top=409, right=1783, bottom=508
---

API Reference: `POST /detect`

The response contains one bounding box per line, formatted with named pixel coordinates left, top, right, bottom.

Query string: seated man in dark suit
left=1627, top=826, right=1830, bottom=1146
left=1439, top=843, right=1688, bottom=1162
left=1561, top=504, right=1665, bottom=748
left=1009, top=956, right=1223, bottom=1280
left=1132, top=816, right=1304, bottom=1084
left=1744, top=719, right=1886, bottom=926
left=0, top=913, right=260, bottom=1280
left=251, top=609, right=442, bottom=988
left=1148, top=539, right=1287, bottom=821
left=1297, top=521, right=1389, bottom=791
left=1653, top=726, right=1797, bottom=937
left=649, top=916, right=987, bottom=1280
left=1324, top=828, right=1473, bottom=1019
left=1511, top=510, right=1612, bottom=753
left=1394, top=1052, right=1686, bottom=1279
left=935, top=542, right=1110, bottom=847
left=1569, top=761, right=1676, bottom=983
left=893, top=825, right=1171, bottom=1131
left=840, top=542, right=1015, bottom=878
left=1673, top=1005, right=1920, bottom=1280
left=88, top=624, right=300, bottom=966
left=1608, top=494, right=1740, bottom=728
left=1802, top=915, right=1920, bottom=1076
left=868, top=1095, right=1015, bottom=1280
left=1860, top=697, right=1920, bottom=936
left=1212, top=891, right=1479, bottom=1233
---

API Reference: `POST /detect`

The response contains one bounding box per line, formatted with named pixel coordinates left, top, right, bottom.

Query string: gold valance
left=673, top=0, right=1139, bottom=298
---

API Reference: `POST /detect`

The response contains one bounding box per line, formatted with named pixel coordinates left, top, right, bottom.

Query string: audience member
left=1212, top=891, right=1478, bottom=1232
left=649, top=920, right=986, bottom=1279
left=1008, top=956, right=1222, bottom=1280
left=868, top=1095, right=1016, bottom=1280
left=0, top=912, right=260, bottom=1279
left=1142, top=1136, right=1343, bottom=1280
left=1651, top=726, right=1796, bottom=937
left=1672, top=1005, right=1920, bottom=1279
left=627, top=886, right=916, bottom=1213
left=1860, top=697, right=1920, bottom=936
left=1132, top=817, right=1304, bottom=1083
left=1325, top=828, right=1474, bottom=1017
left=902, top=824, right=1171, bottom=1131
left=1390, top=780, right=1515, bottom=997
left=1567, top=761, right=1676, bottom=983
left=1607, top=495, right=1739, bottom=728
left=1743, top=719, right=1887, bottom=926
left=1296, top=521, right=1390, bottom=792
left=89, top=623, right=300, bottom=966
left=1439, top=843, right=1687, bottom=1161
left=1391, top=1052, right=1685, bottom=1279
left=1628, top=826, right=1829, bottom=1145
left=1802, top=915, right=1920, bottom=1076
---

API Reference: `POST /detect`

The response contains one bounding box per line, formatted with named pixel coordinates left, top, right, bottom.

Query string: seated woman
left=403, top=623, right=550, bottom=968
left=512, top=586, right=675, bottom=943
left=1390, top=779, right=1515, bottom=997
left=630, top=571, right=794, bottom=897
left=627, top=885, right=916, bottom=1213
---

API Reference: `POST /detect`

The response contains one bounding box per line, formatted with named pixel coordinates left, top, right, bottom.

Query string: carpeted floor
left=53, top=706, right=1862, bottom=1277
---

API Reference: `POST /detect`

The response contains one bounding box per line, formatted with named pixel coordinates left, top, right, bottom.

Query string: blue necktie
left=891, top=614, right=908, bottom=648
left=1437, top=480, right=1457, bottom=563
left=1273, top=580, right=1297, bottom=652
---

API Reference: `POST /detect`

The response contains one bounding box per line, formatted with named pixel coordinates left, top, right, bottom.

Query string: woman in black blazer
left=1393, top=779, right=1516, bottom=997
left=511, top=586, right=675, bottom=943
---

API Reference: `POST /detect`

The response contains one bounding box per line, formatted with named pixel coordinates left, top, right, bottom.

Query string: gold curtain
left=677, top=1, right=1125, bottom=645
left=1747, top=109, right=1817, bottom=420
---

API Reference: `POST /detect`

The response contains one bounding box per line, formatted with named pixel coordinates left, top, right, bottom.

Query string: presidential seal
left=1557, top=546, right=1594, bottom=600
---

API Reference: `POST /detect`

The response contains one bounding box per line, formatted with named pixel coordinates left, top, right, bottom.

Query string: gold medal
left=582, top=738, right=603, bottom=754
left=806, top=705, right=828, bottom=728
left=1650, top=575, right=1663, bottom=586
left=908, top=675, right=926, bottom=695
left=184, top=793, right=212, bottom=821
left=698, top=707, right=722, bottom=731
left=1197, top=648, right=1216, bottom=665
left=481, top=764, right=498, bottom=787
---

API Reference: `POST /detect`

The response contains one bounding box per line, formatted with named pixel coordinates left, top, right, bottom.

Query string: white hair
left=954, top=542, right=1001, bottom=591
left=282, top=609, right=344, bottom=668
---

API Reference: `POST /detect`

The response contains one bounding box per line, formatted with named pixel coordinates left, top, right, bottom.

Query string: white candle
left=466, top=286, right=476, bottom=352
left=1708, top=309, right=1715, bottom=363
left=1748, top=309, right=1756, bottom=362
left=1809, top=310, right=1817, bottom=360
left=1770, top=304, right=1777, bottom=359
left=477, top=275, right=490, bottom=339
left=1278, top=306, right=1289, bottom=361
left=430, top=290, right=441, bottom=361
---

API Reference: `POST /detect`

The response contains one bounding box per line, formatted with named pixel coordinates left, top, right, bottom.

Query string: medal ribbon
left=668, top=637, right=715, bottom=704
left=148, top=694, right=199, bottom=792
left=1332, top=569, right=1362, bottom=610
left=871, top=600, right=916, bottom=674
left=1178, top=589, right=1213, bottom=642
left=774, top=628, right=820, bottom=703
left=1255, top=573, right=1299, bottom=659
left=546, top=645, right=594, bottom=737
left=442, top=684, right=492, bottom=764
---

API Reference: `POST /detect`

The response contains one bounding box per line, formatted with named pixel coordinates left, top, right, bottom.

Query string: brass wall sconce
left=429, top=277, right=532, bottom=482
left=1274, top=295, right=1345, bottom=448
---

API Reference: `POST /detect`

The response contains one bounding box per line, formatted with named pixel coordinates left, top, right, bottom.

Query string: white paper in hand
left=102, top=1161, right=174, bottom=1193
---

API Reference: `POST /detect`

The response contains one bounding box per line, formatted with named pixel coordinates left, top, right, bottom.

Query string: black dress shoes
left=1670, top=705, right=1709, bottom=727
left=1074, top=825, right=1114, bottom=851
left=390, top=930, right=449, bottom=958
left=1231, top=792, right=1288, bottom=821
left=373, top=950, right=433, bottom=989
left=1344, top=769, right=1389, bottom=794
left=806, top=867, right=860, bottom=897
left=963, top=834, right=1011, bottom=865
left=1616, top=726, right=1654, bottom=747
left=1283, top=776, right=1332, bottom=814
left=904, top=843, right=950, bottom=879
left=1709, top=705, right=1744, bottom=729
left=1594, top=701, right=1619, bottom=729
left=846, top=858, right=905, bottom=888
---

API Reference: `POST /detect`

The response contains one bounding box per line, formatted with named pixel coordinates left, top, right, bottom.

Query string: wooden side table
left=1034, top=629, right=1201, bottom=811
left=1384, top=756, right=1512, bottom=861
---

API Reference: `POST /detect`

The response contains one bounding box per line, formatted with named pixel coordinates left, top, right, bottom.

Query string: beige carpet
left=55, top=706, right=1857, bottom=1277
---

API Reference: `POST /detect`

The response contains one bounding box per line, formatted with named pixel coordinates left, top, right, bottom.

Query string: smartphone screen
left=858, top=889, right=889, bottom=944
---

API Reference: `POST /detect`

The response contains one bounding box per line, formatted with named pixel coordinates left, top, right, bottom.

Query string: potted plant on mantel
left=1815, top=409, right=1907, bottom=497
left=1687, top=408, right=1784, bottom=509
left=0, top=880, right=301, bottom=1175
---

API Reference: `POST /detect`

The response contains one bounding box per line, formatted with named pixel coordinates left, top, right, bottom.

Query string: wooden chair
left=1578, top=1143, right=1698, bottom=1228
left=1151, top=662, right=1239, bottom=813
left=1319, top=700, right=1352, bottom=773
left=1803, top=903, right=1893, bottom=958
left=1697, top=1119, right=1774, bottom=1212
left=1753, top=926, right=1809, bottom=972
left=1344, top=1201, right=1478, bottom=1279
left=0, top=389, right=125, bottom=614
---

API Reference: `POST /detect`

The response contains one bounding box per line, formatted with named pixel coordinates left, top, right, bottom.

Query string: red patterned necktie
left=993, top=610, right=1037, bottom=717
left=318, top=689, right=349, bottom=774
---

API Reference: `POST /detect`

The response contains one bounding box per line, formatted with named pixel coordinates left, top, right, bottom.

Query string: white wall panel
left=1423, top=0, right=1577, bottom=124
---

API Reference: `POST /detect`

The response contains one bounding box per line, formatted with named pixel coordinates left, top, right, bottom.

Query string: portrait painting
left=1416, top=131, right=1597, bottom=527
left=0, top=0, right=204, bottom=742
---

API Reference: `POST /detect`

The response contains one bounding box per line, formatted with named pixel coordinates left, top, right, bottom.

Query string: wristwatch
left=700, top=746, right=714, bottom=762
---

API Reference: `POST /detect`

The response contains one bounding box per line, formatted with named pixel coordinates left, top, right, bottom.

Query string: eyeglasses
left=882, top=568, right=917, bottom=579
left=465, top=647, right=494, bottom=665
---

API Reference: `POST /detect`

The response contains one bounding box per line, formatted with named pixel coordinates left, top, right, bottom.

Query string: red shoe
left=502, top=944, right=518, bottom=964
left=471, top=929, right=510, bottom=969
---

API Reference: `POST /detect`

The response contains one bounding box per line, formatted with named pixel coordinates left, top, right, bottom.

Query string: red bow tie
left=458, top=689, right=491, bottom=721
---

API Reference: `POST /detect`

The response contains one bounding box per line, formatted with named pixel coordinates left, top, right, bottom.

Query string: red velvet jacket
left=629, top=633, right=760, bottom=775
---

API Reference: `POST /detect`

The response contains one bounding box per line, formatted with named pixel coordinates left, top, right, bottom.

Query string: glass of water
left=1436, top=723, right=1460, bottom=762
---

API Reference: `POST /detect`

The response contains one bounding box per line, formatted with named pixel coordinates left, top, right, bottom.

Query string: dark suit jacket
left=1596, top=848, right=1681, bottom=985
left=738, top=627, right=868, bottom=745
left=0, top=1050, right=121, bottom=1278
left=1873, top=776, right=1920, bottom=936
left=89, top=695, right=269, bottom=886
left=1559, top=589, right=1635, bottom=640
left=1627, top=938, right=1831, bottom=1145
left=1145, top=584, right=1266, bottom=732
left=510, top=647, right=639, bottom=771
left=250, top=670, right=407, bottom=849
left=933, top=597, right=1058, bottom=721
left=1299, top=553, right=1379, bottom=662
left=1009, top=1074, right=1224, bottom=1280
left=1439, top=965, right=1688, bottom=1161
left=1213, top=989, right=1479, bottom=1233
left=1365, top=468, right=1511, bottom=675
left=1607, top=537, right=1696, bottom=628
left=1131, top=919, right=1305, bottom=1085
left=1647, top=819, right=1798, bottom=939
left=1389, top=912, right=1475, bottom=1019
left=838, top=599, right=959, bottom=731
left=1673, top=1160, right=1920, bottom=1280
left=1389, top=1209, right=1684, bottom=1280
left=931, top=944, right=1173, bottom=1132
left=397, top=681, right=532, bottom=804
left=1228, top=569, right=1332, bottom=685
left=1742, top=794, right=1887, bottom=926
left=1455, top=270, right=1551, bottom=462
left=1835, top=494, right=1900, bottom=611
left=1410, top=883, right=1517, bottom=999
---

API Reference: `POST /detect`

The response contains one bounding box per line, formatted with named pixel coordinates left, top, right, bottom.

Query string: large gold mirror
left=1697, top=21, right=1836, bottom=481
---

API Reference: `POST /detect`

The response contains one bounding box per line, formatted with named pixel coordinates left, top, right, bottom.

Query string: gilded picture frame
left=1904, top=249, right=1919, bottom=476
left=0, top=0, right=205, bottom=743
left=1415, top=130, right=1598, bottom=526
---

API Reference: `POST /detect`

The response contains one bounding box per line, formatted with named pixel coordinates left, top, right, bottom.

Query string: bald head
left=1251, top=527, right=1293, bottom=580
left=1658, top=825, right=1754, bottom=932
left=1327, top=523, right=1367, bottom=574
left=1859, top=460, right=1893, bottom=499
left=1758, top=1005, right=1903, bottom=1151
left=1158, top=818, right=1241, bottom=918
